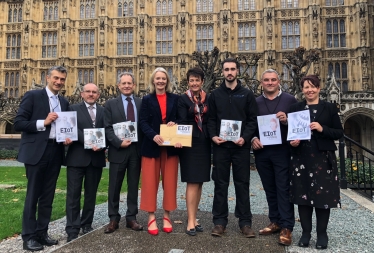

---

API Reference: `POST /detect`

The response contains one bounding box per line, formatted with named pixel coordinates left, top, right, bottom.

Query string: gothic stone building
left=0, top=0, right=373, bottom=155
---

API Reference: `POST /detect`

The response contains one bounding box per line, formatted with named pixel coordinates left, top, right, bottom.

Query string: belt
left=47, top=139, right=59, bottom=144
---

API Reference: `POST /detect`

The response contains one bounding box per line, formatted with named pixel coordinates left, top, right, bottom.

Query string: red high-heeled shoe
left=147, top=219, right=158, bottom=236
left=162, top=217, right=173, bottom=233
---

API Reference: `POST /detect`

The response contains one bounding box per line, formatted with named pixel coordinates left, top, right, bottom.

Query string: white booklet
left=257, top=114, right=282, bottom=145
left=84, top=128, right=106, bottom=149
left=55, top=111, right=78, bottom=142
left=219, top=119, right=242, bottom=142
left=113, top=121, right=138, bottom=142
left=287, top=110, right=311, bottom=141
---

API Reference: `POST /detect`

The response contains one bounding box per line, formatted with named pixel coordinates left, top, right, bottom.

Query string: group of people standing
left=15, top=58, right=342, bottom=252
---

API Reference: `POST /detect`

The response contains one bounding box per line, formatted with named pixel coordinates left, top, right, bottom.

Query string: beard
left=224, top=75, right=237, bottom=83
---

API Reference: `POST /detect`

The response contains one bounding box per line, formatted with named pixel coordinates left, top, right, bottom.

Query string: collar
left=84, top=101, right=96, bottom=109
left=262, top=89, right=282, bottom=99
left=46, top=86, right=57, bottom=98
left=121, top=94, right=134, bottom=101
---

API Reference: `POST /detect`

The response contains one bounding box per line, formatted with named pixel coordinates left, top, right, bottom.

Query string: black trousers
left=212, top=146, right=252, bottom=228
left=65, top=163, right=103, bottom=234
left=255, top=147, right=295, bottom=230
left=108, top=145, right=141, bottom=222
left=22, top=142, right=63, bottom=241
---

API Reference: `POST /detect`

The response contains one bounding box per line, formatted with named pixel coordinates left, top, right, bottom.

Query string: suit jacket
left=289, top=100, right=343, bottom=152
left=139, top=92, right=179, bottom=158
left=104, top=95, right=142, bottom=163
left=65, top=102, right=106, bottom=168
left=14, top=88, right=69, bottom=165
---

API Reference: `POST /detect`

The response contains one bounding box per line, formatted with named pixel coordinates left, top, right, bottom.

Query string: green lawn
left=0, top=166, right=127, bottom=240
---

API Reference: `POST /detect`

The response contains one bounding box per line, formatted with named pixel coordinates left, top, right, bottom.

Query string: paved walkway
left=1, top=161, right=374, bottom=252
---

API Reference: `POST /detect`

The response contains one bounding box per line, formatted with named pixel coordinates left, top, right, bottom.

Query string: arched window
left=18, top=8, right=22, bottom=22
left=5, top=73, right=9, bottom=86
left=162, top=0, right=167, bottom=15
left=8, top=9, right=12, bottom=22
left=54, top=6, right=58, bottom=20
left=13, top=9, right=18, bottom=23
left=326, top=19, right=346, bottom=48
left=156, top=0, right=161, bottom=15
left=168, top=0, right=172, bottom=15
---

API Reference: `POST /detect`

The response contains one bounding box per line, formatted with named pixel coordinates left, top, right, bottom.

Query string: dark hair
left=186, top=67, right=204, bottom=81
left=117, top=72, right=135, bottom=84
left=300, top=75, right=320, bottom=88
left=95, top=131, right=103, bottom=138
left=221, top=58, right=240, bottom=69
left=47, top=66, right=68, bottom=77
left=128, top=125, right=135, bottom=132
left=232, top=123, right=239, bottom=131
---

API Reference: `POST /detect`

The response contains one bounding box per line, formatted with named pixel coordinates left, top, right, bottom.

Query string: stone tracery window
left=78, top=69, right=94, bottom=84
left=238, top=0, right=255, bottom=11
left=4, top=72, right=20, bottom=97
left=281, top=0, right=298, bottom=8
left=79, top=30, right=95, bottom=57
left=117, top=28, right=133, bottom=55
left=326, top=0, right=344, bottom=6
left=6, top=34, right=21, bottom=59
left=281, top=21, right=300, bottom=49
left=8, top=4, right=22, bottom=23
left=80, top=0, right=95, bottom=19
left=118, top=0, right=134, bottom=17
left=196, top=25, right=214, bottom=51
left=43, top=1, right=58, bottom=21
left=42, top=32, right=58, bottom=58
left=156, top=0, right=172, bottom=15
left=156, top=27, right=173, bottom=54
left=197, top=0, right=213, bottom=13
left=328, top=62, right=348, bottom=92
left=238, top=23, right=256, bottom=51
left=326, top=19, right=346, bottom=48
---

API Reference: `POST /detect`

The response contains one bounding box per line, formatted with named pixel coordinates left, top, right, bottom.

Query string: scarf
left=186, top=89, right=208, bottom=132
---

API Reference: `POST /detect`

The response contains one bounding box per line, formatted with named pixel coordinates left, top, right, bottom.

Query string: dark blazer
left=104, top=95, right=142, bottom=163
left=65, top=102, right=106, bottom=168
left=288, top=100, right=343, bottom=151
left=139, top=92, right=179, bottom=158
left=14, top=89, right=69, bottom=165
left=177, top=93, right=209, bottom=138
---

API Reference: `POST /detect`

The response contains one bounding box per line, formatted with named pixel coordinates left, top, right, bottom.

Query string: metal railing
left=339, top=135, right=374, bottom=201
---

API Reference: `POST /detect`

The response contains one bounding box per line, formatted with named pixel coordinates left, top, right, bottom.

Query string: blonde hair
left=148, top=67, right=172, bottom=93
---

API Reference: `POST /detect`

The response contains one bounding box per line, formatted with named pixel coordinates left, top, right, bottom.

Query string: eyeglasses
left=223, top=68, right=237, bottom=72
left=262, top=78, right=278, bottom=82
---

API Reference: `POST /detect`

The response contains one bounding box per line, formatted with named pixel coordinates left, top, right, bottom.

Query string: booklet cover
left=287, top=110, right=311, bottom=141
left=84, top=128, right=106, bottom=149
left=219, top=119, right=242, bottom=142
left=257, top=114, right=282, bottom=146
left=113, top=121, right=138, bottom=142
left=160, top=124, right=192, bottom=147
left=55, top=111, right=78, bottom=142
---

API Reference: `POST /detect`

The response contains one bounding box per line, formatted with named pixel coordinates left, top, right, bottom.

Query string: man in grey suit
left=65, top=83, right=106, bottom=242
left=104, top=72, right=143, bottom=233
left=14, top=66, right=72, bottom=251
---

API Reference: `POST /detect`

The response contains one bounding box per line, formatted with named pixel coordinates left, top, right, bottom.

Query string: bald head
left=81, top=83, right=100, bottom=105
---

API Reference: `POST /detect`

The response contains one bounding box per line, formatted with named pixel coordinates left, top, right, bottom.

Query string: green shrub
left=0, top=150, right=18, bottom=160
left=339, top=158, right=374, bottom=185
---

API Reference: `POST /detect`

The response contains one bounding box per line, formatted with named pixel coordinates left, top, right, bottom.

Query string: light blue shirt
left=121, top=94, right=138, bottom=122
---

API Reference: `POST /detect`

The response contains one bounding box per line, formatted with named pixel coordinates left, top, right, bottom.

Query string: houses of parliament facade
left=0, top=0, right=374, bottom=154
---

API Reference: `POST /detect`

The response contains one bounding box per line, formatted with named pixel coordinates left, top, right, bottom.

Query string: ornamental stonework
left=116, top=58, right=133, bottom=65
left=77, top=59, right=94, bottom=66
left=4, top=62, right=20, bottom=68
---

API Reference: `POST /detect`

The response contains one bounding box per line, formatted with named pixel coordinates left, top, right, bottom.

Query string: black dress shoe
left=298, top=233, right=311, bottom=247
left=82, top=226, right=93, bottom=234
left=316, top=233, right=328, bottom=249
left=23, top=239, right=44, bottom=251
left=195, top=224, right=204, bottom=232
left=185, top=228, right=197, bottom=236
left=38, top=232, right=58, bottom=246
left=67, top=233, right=78, bottom=242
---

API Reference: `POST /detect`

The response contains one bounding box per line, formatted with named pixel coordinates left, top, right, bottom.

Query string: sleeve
left=36, top=120, right=46, bottom=131
left=14, top=91, right=39, bottom=133
left=320, top=104, right=344, bottom=140
left=241, top=91, right=258, bottom=143
left=139, top=96, right=159, bottom=140
left=177, top=95, right=189, bottom=125
left=207, top=92, right=217, bottom=139
left=104, top=101, right=122, bottom=149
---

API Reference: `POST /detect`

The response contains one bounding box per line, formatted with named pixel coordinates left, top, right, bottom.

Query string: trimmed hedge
left=0, top=149, right=18, bottom=160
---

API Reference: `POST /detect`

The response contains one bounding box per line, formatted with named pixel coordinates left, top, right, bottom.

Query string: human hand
left=234, top=137, right=245, bottom=147
left=251, top=138, right=263, bottom=150
left=120, top=139, right=132, bottom=148
left=290, top=139, right=300, bottom=147
left=63, top=138, right=72, bottom=146
left=153, top=134, right=164, bottom=145
left=310, top=122, right=323, bottom=132
left=276, top=111, right=288, bottom=124
left=44, top=112, right=58, bottom=126
left=212, top=136, right=226, bottom=145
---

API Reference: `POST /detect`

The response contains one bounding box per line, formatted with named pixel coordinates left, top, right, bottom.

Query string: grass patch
left=0, top=166, right=128, bottom=240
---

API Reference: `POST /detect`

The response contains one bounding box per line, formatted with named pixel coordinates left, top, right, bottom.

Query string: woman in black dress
left=289, top=75, right=343, bottom=249
left=177, top=67, right=211, bottom=236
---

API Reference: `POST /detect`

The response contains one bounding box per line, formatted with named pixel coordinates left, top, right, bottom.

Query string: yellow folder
left=159, top=124, right=193, bottom=147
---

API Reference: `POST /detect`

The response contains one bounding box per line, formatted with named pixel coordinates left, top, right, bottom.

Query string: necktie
left=52, top=95, right=60, bottom=112
left=126, top=97, right=135, bottom=122
left=88, top=105, right=96, bottom=127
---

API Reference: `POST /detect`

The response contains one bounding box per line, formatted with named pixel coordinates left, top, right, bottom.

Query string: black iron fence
left=339, top=135, right=374, bottom=201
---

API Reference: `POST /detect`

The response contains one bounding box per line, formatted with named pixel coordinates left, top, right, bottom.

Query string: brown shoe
left=278, top=228, right=292, bottom=246
left=211, top=225, right=226, bottom=237
left=104, top=221, right=119, bottom=234
left=126, top=220, right=143, bottom=231
left=240, top=225, right=256, bottom=238
left=259, top=222, right=281, bottom=235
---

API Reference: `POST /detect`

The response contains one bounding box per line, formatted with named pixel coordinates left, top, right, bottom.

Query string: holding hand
left=251, top=138, right=263, bottom=150
left=310, top=122, right=323, bottom=132
left=276, top=111, right=288, bottom=124
left=120, top=139, right=132, bottom=148
left=44, top=112, right=58, bottom=126
left=234, top=137, right=245, bottom=147
left=212, top=136, right=226, bottom=145
left=290, top=139, right=300, bottom=147
left=153, top=134, right=164, bottom=146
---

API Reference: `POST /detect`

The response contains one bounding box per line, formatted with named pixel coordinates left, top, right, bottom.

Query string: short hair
left=128, top=125, right=135, bottom=132
left=95, top=131, right=103, bottom=138
left=82, top=83, right=100, bottom=94
left=47, top=66, right=68, bottom=77
left=232, top=123, right=239, bottom=131
left=221, top=58, right=240, bottom=69
left=149, top=67, right=172, bottom=93
left=261, top=69, right=280, bottom=80
left=300, top=75, right=320, bottom=88
left=186, top=67, right=205, bottom=81
left=117, top=72, right=135, bottom=84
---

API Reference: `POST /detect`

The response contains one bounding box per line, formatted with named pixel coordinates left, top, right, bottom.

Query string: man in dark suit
left=65, top=83, right=106, bottom=242
left=14, top=66, right=72, bottom=251
left=103, top=72, right=143, bottom=233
